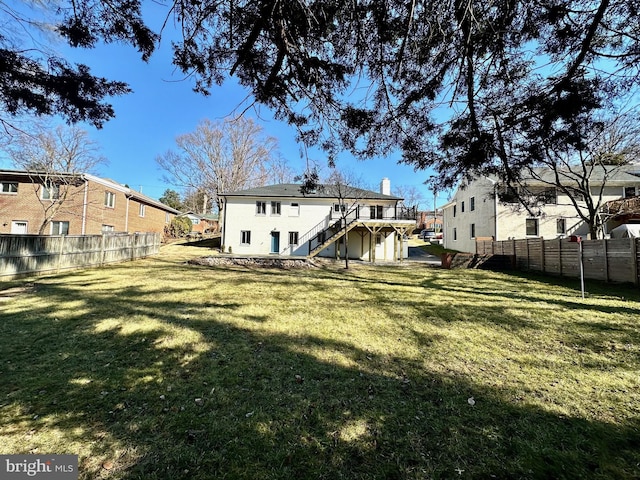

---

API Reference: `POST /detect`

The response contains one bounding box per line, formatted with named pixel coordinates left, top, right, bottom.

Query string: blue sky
left=3, top=5, right=444, bottom=209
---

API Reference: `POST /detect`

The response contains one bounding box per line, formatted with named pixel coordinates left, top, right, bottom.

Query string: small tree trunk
left=344, top=224, right=349, bottom=269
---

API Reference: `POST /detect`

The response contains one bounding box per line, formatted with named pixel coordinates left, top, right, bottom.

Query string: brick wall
left=0, top=176, right=86, bottom=234
left=0, top=173, right=175, bottom=235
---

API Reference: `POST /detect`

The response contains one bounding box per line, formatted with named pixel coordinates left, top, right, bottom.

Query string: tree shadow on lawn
left=0, top=271, right=639, bottom=479
left=420, top=269, right=640, bottom=317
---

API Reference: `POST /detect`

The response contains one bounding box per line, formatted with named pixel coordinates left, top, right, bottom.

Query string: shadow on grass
left=0, top=264, right=639, bottom=479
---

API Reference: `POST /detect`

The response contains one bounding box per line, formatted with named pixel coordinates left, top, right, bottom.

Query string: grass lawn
left=1, top=243, right=639, bottom=479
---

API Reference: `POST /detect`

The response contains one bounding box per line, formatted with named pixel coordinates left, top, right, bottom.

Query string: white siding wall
left=443, top=178, right=496, bottom=253
left=443, top=177, right=640, bottom=253
left=223, top=196, right=400, bottom=259
left=224, top=197, right=334, bottom=255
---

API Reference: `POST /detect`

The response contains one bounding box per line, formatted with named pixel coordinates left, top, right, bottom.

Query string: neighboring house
left=0, top=169, right=179, bottom=236
left=442, top=166, right=640, bottom=253
left=220, top=179, right=416, bottom=261
left=417, top=210, right=443, bottom=232
left=178, top=211, right=219, bottom=234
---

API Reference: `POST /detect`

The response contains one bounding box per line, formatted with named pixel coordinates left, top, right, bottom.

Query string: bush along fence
left=0, top=233, right=160, bottom=279
left=476, top=237, right=640, bottom=285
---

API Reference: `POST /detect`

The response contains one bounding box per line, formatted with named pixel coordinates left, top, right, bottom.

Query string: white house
left=220, top=179, right=416, bottom=261
left=442, top=166, right=640, bottom=253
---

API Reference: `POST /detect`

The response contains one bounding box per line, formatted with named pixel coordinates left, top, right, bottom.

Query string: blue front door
left=271, top=231, right=280, bottom=253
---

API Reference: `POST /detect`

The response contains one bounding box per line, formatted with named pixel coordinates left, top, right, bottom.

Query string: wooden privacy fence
left=476, top=237, right=640, bottom=285
left=0, top=233, right=160, bottom=279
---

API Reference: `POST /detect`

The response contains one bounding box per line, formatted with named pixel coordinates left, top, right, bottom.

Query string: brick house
left=178, top=211, right=220, bottom=235
left=0, top=169, right=179, bottom=236
left=417, top=210, right=443, bottom=232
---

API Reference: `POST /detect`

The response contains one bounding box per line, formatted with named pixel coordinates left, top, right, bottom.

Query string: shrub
left=165, top=217, right=192, bottom=238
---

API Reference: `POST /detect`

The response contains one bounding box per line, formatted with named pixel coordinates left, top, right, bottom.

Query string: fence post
left=100, top=234, right=105, bottom=266
left=631, top=238, right=638, bottom=286
left=602, top=239, right=609, bottom=283
left=557, top=238, right=563, bottom=277
left=56, top=236, right=65, bottom=273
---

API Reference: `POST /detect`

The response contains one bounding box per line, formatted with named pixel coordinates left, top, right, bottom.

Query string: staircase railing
left=308, top=218, right=359, bottom=257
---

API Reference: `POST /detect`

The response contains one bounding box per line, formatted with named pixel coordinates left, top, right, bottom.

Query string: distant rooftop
left=222, top=183, right=402, bottom=201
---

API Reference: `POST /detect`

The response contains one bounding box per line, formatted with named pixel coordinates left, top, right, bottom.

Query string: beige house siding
left=443, top=169, right=640, bottom=253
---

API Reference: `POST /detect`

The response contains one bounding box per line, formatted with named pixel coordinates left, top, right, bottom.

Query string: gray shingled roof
left=222, top=183, right=402, bottom=200
left=525, top=165, right=640, bottom=184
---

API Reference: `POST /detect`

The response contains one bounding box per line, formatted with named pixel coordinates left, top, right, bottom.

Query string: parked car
left=421, top=229, right=436, bottom=240
left=421, top=229, right=443, bottom=243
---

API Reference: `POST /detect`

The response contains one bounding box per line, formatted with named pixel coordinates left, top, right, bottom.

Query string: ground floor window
left=241, top=230, right=251, bottom=245
left=526, top=218, right=539, bottom=236
left=453, top=228, right=457, bottom=240
left=11, top=221, right=28, bottom=234
left=288, top=231, right=299, bottom=245
left=557, top=218, right=566, bottom=235
left=102, top=225, right=115, bottom=232
left=470, top=223, right=476, bottom=238
left=51, top=221, right=69, bottom=235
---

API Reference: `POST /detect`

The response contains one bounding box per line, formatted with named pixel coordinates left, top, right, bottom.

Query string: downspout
left=125, top=195, right=130, bottom=232
left=221, top=196, right=227, bottom=251
left=81, top=177, right=88, bottom=234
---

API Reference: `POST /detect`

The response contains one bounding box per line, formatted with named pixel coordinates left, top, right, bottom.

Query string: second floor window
left=139, top=204, right=146, bottom=217
left=370, top=205, right=383, bottom=219
left=0, top=182, right=18, bottom=194
left=256, top=201, right=266, bottom=215
left=289, top=202, right=300, bottom=216
left=470, top=197, right=475, bottom=211
left=271, top=201, right=281, bottom=215
left=105, top=191, right=115, bottom=208
left=42, top=182, right=60, bottom=200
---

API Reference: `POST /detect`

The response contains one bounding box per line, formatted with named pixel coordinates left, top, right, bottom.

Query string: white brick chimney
left=380, top=177, right=391, bottom=195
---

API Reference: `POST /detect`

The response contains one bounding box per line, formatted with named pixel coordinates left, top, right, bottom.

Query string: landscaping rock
left=188, top=256, right=320, bottom=269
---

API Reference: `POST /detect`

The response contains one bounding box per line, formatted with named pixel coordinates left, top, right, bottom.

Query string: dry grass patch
left=0, top=243, right=638, bottom=479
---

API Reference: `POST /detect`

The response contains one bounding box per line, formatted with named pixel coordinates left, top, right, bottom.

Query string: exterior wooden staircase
left=307, top=218, right=359, bottom=258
